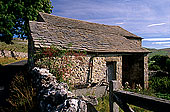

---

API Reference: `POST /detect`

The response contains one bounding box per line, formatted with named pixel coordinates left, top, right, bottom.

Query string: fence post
left=109, top=80, right=119, bottom=112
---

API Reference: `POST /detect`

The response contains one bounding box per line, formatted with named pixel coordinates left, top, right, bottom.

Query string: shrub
left=149, top=64, right=161, bottom=71
left=149, top=55, right=170, bottom=73
left=149, top=76, right=170, bottom=94
left=166, top=59, right=170, bottom=73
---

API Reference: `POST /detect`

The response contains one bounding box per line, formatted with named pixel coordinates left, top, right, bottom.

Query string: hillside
left=0, top=39, right=28, bottom=53
left=147, top=48, right=170, bottom=58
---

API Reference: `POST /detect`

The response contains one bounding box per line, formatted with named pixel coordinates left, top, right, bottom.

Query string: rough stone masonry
left=32, top=67, right=98, bottom=112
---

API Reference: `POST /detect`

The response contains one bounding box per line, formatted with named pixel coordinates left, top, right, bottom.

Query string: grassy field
left=0, top=39, right=28, bottom=65
left=0, top=57, right=27, bottom=65
left=0, top=39, right=28, bottom=53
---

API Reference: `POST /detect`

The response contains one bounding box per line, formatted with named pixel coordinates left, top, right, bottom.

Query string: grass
left=0, top=69, right=38, bottom=112
left=95, top=94, right=152, bottom=112
left=7, top=75, right=37, bottom=112
left=0, top=39, right=28, bottom=53
left=95, top=95, right=110, bottom=112
left=0, top=57, right=27, bottom=65
left=128, top=105, right=152, bottom=112
left=155, top=93, right=170, bottom=100
left=149, top=50, right=169, bottom=58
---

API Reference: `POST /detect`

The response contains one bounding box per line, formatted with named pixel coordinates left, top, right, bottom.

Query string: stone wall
left=35, top=54, right=123, bottom=86
left=69, top=55, right=122, bottom=87
left=0, top=50, right=27, bottom=58
left=32, top=67, right=98, bottom=112
left=69, top=55, right=91, bottom=85
left=34, top=53, right=148, bottom=89
left=92, top=56, right=122, bottom=87
left=92, top=57, right=107, bottom=83
left=144, top=54, right=149, bottom=89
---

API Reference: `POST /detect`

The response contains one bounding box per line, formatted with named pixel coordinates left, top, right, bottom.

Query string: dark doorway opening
left=122, top=55, right=144, bottom=88
left=106, top=61, right=117, bottom=82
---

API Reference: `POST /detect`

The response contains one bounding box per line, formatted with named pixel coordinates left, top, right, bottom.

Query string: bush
left=149, top=64, right=161, bottom=71
left=149, top=76, right=170, bottom=94
left=166, top=59, right=170, bottom=73
left=149, top=55, right=170, bottom=73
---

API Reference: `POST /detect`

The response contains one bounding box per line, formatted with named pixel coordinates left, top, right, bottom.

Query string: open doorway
left=122, top=55, right=144, bottom=88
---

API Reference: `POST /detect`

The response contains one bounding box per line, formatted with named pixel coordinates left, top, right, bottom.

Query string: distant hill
left=146, top=48, right=170, bottom=58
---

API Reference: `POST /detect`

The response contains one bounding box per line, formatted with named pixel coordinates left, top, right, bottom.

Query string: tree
left=0, top=0, right=53, bottom=43
left=149, top=55, right=170, bottom=74
left=150, top=55, right=169, bottom=71
left=166, top=58, right=170, bottom=73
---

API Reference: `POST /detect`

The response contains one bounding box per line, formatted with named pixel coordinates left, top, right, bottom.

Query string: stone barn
left=28, top=12, right=150, bottom=88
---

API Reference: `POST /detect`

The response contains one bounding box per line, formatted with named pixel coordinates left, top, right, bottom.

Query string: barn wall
left=144, top=54, right=149, bottom=89
left=35, top=55, right=123, bottom=86
left=92, top=56, right=122, bottom=86
left=69, top=55, right=122, bottom=86
left=34, top=52, right=148, bottom=88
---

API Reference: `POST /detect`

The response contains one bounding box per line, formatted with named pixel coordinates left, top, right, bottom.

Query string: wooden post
left=109, top=80, right=134, bottom=112
left=109, top=80, right=119, bottom=112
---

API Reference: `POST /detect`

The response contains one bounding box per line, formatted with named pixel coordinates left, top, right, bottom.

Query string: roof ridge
left=39, top=12, right=141, bottom=38
left=39, top=12, right=124, bottom=28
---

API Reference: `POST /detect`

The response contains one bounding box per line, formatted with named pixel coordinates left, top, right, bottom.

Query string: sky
left=51, top=0, right=170, bottom=49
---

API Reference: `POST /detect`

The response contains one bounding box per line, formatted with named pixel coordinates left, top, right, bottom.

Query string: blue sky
left=51, top=0, right=170, bottom=49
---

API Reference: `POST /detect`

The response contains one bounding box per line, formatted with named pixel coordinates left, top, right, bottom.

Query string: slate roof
left=29, top=12, right=149, bottom=53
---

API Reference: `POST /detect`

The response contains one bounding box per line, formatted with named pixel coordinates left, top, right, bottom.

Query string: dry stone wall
left=32, top=67, right=98, bottom=112
left=0, top=50, right=27, bottom=58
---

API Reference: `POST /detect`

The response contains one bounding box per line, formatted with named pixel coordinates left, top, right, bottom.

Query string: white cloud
left=147, top=23, right=166, bottom=27
left=115, top=22, right=124, bottom=25
left=152, top=42, right=170, bottom=44
left=164, top=45, right=170, bottom=47
left=143, top=38, right=170, bottom=41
